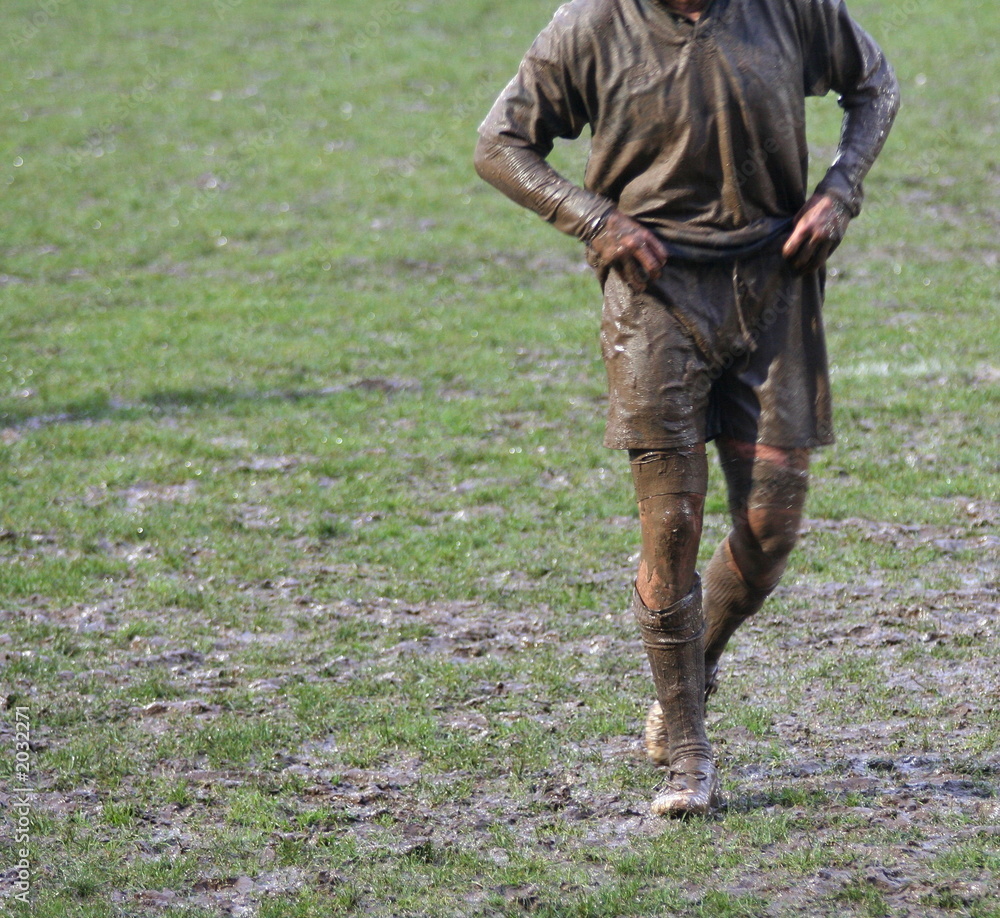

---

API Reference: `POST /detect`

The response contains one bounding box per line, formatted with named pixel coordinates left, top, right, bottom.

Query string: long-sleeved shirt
left=475, top=0, right=899, bottom=248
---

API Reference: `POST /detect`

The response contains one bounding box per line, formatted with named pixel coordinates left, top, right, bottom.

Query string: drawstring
left=732, top=259, right=757, bottom=353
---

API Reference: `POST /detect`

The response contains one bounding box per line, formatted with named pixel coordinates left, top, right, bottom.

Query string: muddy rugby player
left=475, top=0, right=899, bottom=816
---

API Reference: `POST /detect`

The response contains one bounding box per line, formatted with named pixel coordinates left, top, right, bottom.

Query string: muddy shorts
left=600, top=248, right=835, bottom=450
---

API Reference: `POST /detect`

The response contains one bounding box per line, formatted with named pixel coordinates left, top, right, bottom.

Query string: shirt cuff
left=815, top=169, right=863, bottom=218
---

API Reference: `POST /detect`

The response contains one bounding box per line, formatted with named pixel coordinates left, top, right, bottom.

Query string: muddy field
left=2, top=0, right=998, bottom=914
left=5, top=500, right=997, bottom=916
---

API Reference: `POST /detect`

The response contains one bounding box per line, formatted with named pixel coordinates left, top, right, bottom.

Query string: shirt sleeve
left=474, top=4, right=615, bottom=241
left=801, top=0, right=901, bottom=216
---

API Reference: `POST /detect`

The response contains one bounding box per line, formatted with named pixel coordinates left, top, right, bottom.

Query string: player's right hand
left=782, top=193, right=851, bottom=274
left=589, top=210, right=668, bottom=293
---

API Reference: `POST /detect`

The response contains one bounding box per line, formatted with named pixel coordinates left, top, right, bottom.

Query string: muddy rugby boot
left=651, top=756, right=722, bottom=817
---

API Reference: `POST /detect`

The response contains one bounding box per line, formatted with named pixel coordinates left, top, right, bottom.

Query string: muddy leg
left=630, top=446, right=706, bottom=611
left=703, top=439, right=810, bottom=698
left=628, top=447, right=720, bottom=816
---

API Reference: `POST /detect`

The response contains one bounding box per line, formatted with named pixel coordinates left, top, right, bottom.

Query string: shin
left=629, top=446, right=707, bottom=610
left=703, top=440, right=809, bottom=694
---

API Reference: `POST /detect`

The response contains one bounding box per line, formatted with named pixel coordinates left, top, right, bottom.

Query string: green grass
left=1, top=0, right=998, bottom=915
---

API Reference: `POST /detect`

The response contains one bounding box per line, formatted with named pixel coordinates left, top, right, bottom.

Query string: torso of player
left=568, top=0, right=813, bottom=241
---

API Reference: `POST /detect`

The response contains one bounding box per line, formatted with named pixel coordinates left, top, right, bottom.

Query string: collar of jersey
left=639, top=0, right=733, bottom=44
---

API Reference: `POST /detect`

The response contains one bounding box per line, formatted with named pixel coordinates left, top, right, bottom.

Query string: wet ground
left=4, top=505, right=996, bottom=916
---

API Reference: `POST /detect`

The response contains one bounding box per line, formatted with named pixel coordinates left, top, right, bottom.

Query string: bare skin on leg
left=630, top=444, right=707, bottom=609
left=635, top=492, right=705, bottom=609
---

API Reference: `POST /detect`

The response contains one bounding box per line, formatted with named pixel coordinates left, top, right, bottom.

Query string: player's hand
left=589, top=210, right=669, bottom=293
left=782, top=193, right=851, bottom=274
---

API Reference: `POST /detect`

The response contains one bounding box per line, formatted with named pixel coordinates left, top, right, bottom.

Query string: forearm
left=474, top=134, right=614, bottom=241
left=816, top=53, right=900, bottom=216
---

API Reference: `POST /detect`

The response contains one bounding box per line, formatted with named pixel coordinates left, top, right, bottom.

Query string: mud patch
left=8, top=512, right=999, bottom=916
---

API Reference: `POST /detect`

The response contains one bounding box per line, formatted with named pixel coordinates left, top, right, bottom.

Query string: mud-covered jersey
left=476, top=0, right=898, bottom=246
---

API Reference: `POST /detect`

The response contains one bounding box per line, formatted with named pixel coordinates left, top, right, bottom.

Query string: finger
left=622, top=257, right=649, bottom=293
left=782, top=222, right=809, bottom=261
left=801, top=241, right=832, bottom=274
left=793, top=238, right=824, bottom=274
left=634, top=243, right=665, bottom=281
left=790, top=230, right=821, bottom=271
left=644, top=232, right=669, bottom=265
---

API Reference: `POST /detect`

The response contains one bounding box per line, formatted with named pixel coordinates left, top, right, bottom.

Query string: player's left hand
left=782, top=193, right=851, bottom=273
left=589, top=210, right=669, bottom=293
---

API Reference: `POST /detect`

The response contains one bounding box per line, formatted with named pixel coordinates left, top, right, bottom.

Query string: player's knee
left=748, top=458, right=808, bottom=508
left=749, top=507, right=802, bottom=562
left=745, top=458, right=808, bottom=560
left=646, top=493, right=703, bottom=533
left=639, top=493, right=703, bottom=585
left=729, top=506, right=802, bottom=591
